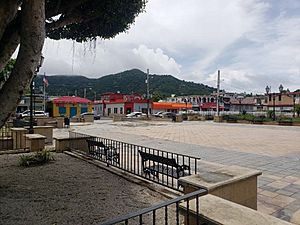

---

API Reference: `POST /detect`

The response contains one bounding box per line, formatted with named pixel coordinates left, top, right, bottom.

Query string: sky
left=40, top=0, right=300, bottom=94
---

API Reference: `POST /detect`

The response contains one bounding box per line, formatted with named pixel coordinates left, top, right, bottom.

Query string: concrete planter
left=175, top=115, right=183, bottom=122
left=214, top=116, right=223, bottom=123
left=237, top=120, right=253, bottom=124
left=263, top=121, right=279, bottom=125
left=0, top=138, right=13, bottom=150
left=279, top=121, right=293, bottom=126
left=252, top=121, right=263, bottom=125
left=225, top=119, right=237, bottom=123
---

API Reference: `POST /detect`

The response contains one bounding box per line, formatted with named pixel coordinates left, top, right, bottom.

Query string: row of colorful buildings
left=166, top=90, right=300, bottom=114
left=18, top=89, right=300, bottom=118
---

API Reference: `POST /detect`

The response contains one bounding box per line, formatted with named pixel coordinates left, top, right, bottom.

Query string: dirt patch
left=0, top=153, right=168, bottom=225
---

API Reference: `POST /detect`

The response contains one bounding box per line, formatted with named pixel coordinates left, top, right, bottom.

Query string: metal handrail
left=100, top=189, right=208, bottom=225
left=69, top=131, right=201, bottom=159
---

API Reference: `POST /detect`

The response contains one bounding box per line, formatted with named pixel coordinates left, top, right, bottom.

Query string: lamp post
left=293, top=95, right=296, bottom=118
left=146, top=69, right=150, bottom=118
left=265, top=85, right=275, bottom=120
left=272, top=93, right=276, bottom=121
left=88, top=87, right=96, bottom=101
left=29, top=55, right=44, bottom=134
left=288, top=92, right=296, bottom=118
left=236, top=96, right=243, bottom=113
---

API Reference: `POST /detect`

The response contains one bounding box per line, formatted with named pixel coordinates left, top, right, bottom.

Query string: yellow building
left=51, top=96, right=93, bottom=117
left=265, top=91, right=300, bottom=114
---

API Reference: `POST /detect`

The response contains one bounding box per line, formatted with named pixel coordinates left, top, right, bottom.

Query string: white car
left=80, top=112, right=101, bottom=120
left=20, top=110, right=48, bottom=118
left=153, top=111, right=164, bottom=117
left=126, top=112, right=146, bottom=118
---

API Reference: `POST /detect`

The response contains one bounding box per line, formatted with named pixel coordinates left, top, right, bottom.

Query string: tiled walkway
left=69, top=120, right=300, bottom=223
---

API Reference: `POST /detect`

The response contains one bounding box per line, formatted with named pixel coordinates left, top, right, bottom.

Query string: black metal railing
left=100, top=189, right=207, bottom=225
left=69, top=131, right=201, bottom=191
left=0, top=124, right=12, bottom=150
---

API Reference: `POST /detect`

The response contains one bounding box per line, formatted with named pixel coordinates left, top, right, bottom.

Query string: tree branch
left=46, top=0, right=90, bottom=18
left=46, top=12, right=101, bottom=31
left=0, top=0, right=45, bottom=127
left=0, top=25, right=20, bottom=71
left=0, top=0, right=20, bottom=40
left=46, top=15, right=83, bottom=31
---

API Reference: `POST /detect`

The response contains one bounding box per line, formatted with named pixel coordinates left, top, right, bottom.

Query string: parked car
left=153, top=111, right=164, bottom=117
left=126, top=112, right=146, bottom=118
left=160, top=112, right=176, bottom=118
left=80, top=112, right=101, bottom=120
left=19, top=110, right=48, bottom=118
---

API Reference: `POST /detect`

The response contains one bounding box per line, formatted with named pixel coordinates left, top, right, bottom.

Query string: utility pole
left=216, top=70, right=220, bottom=116
left=43, top=72, right=46, bottom=112
left=146, top=69, right=150, bottom=117
left=84, top=88, right=86, bottom=98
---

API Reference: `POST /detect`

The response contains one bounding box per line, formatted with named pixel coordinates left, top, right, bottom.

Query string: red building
left=94, top=92, right=151, bottom=116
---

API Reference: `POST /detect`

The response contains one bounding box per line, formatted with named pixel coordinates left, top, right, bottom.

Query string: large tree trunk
left=0, top=0, right=45, bottom=128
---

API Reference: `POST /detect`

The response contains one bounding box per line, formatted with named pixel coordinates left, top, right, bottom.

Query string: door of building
left=70, top=107, right=77, bottom=117
left=81, top=107, right=88, bottom=114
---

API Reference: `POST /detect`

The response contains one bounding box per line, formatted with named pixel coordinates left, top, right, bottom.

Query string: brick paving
left=68, top=120, right=300, bottom=223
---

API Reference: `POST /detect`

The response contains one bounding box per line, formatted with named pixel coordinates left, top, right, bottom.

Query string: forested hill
left=35, top=69, right=215, bottom=99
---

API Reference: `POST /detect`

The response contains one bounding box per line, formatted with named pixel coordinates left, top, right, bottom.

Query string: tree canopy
left=0, top=0, right=146, bottom=128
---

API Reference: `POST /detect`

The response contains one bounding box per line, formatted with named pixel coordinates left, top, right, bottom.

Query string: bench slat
left=86, top=139, right=119, bottom=164
left=139, top=151, right=178, bottom=167
left=147, top=165, right=189, bottom=179
left=139, top=150, right=190, bottom=179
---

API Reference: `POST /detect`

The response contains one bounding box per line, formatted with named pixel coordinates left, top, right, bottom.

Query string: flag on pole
left=43, top=74, right=49, bottom=87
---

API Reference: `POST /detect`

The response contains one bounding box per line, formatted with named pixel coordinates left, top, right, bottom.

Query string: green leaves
left=0, top=58, right=15, bottom=82
left=46, top=0, right=146, bottom=42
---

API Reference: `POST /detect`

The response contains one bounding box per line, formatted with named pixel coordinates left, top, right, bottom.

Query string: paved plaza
left=62, top=119, right=300, bottom=223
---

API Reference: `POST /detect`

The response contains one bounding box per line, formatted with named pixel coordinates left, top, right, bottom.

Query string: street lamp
left=265, top=86, right=275, bottom=120
left=279, top=84, right=284, bottom=93
left=29, top=55, right=44, bottom=134
left=265, top=86, right=270, bottom=95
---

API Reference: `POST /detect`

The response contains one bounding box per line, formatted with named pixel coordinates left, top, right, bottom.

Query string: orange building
left=152, top=102, right=192, bottom=113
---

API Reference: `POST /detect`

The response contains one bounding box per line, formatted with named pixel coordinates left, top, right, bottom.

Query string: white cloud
left=132, top=45, right=181, bottom=75
left=41, top=40, right=181, bottom=77
left=40, top=0, right=300, bottom=93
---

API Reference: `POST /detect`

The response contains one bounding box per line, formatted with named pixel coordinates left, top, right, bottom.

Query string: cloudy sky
left=40, top=0, right=300, bottom=94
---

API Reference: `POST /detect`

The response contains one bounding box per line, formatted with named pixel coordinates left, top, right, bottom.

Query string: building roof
left=53, top=96, right=92, bottom=104
left=201, top=102, right=224, bottom=109
left=230, top=97, right=255, bottom=105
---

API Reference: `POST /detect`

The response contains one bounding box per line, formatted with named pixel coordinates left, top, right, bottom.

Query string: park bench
left=86, top=139, right=119, bottom=164
left=138, top=150, right=192, bottom=179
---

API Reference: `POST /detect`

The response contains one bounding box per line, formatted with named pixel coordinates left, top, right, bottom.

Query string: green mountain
left=35, top=69, right=215, bottom=100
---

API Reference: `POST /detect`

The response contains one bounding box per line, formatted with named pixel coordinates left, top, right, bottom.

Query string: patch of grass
left=19, top=150, right=54, bottom=167
left=278, top=117, right=293, bottom=122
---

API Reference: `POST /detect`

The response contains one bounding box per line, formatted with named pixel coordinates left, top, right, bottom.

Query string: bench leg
left=112, top=153, right=119, bottom=164
left=143, top=168, right=151, bottom=177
